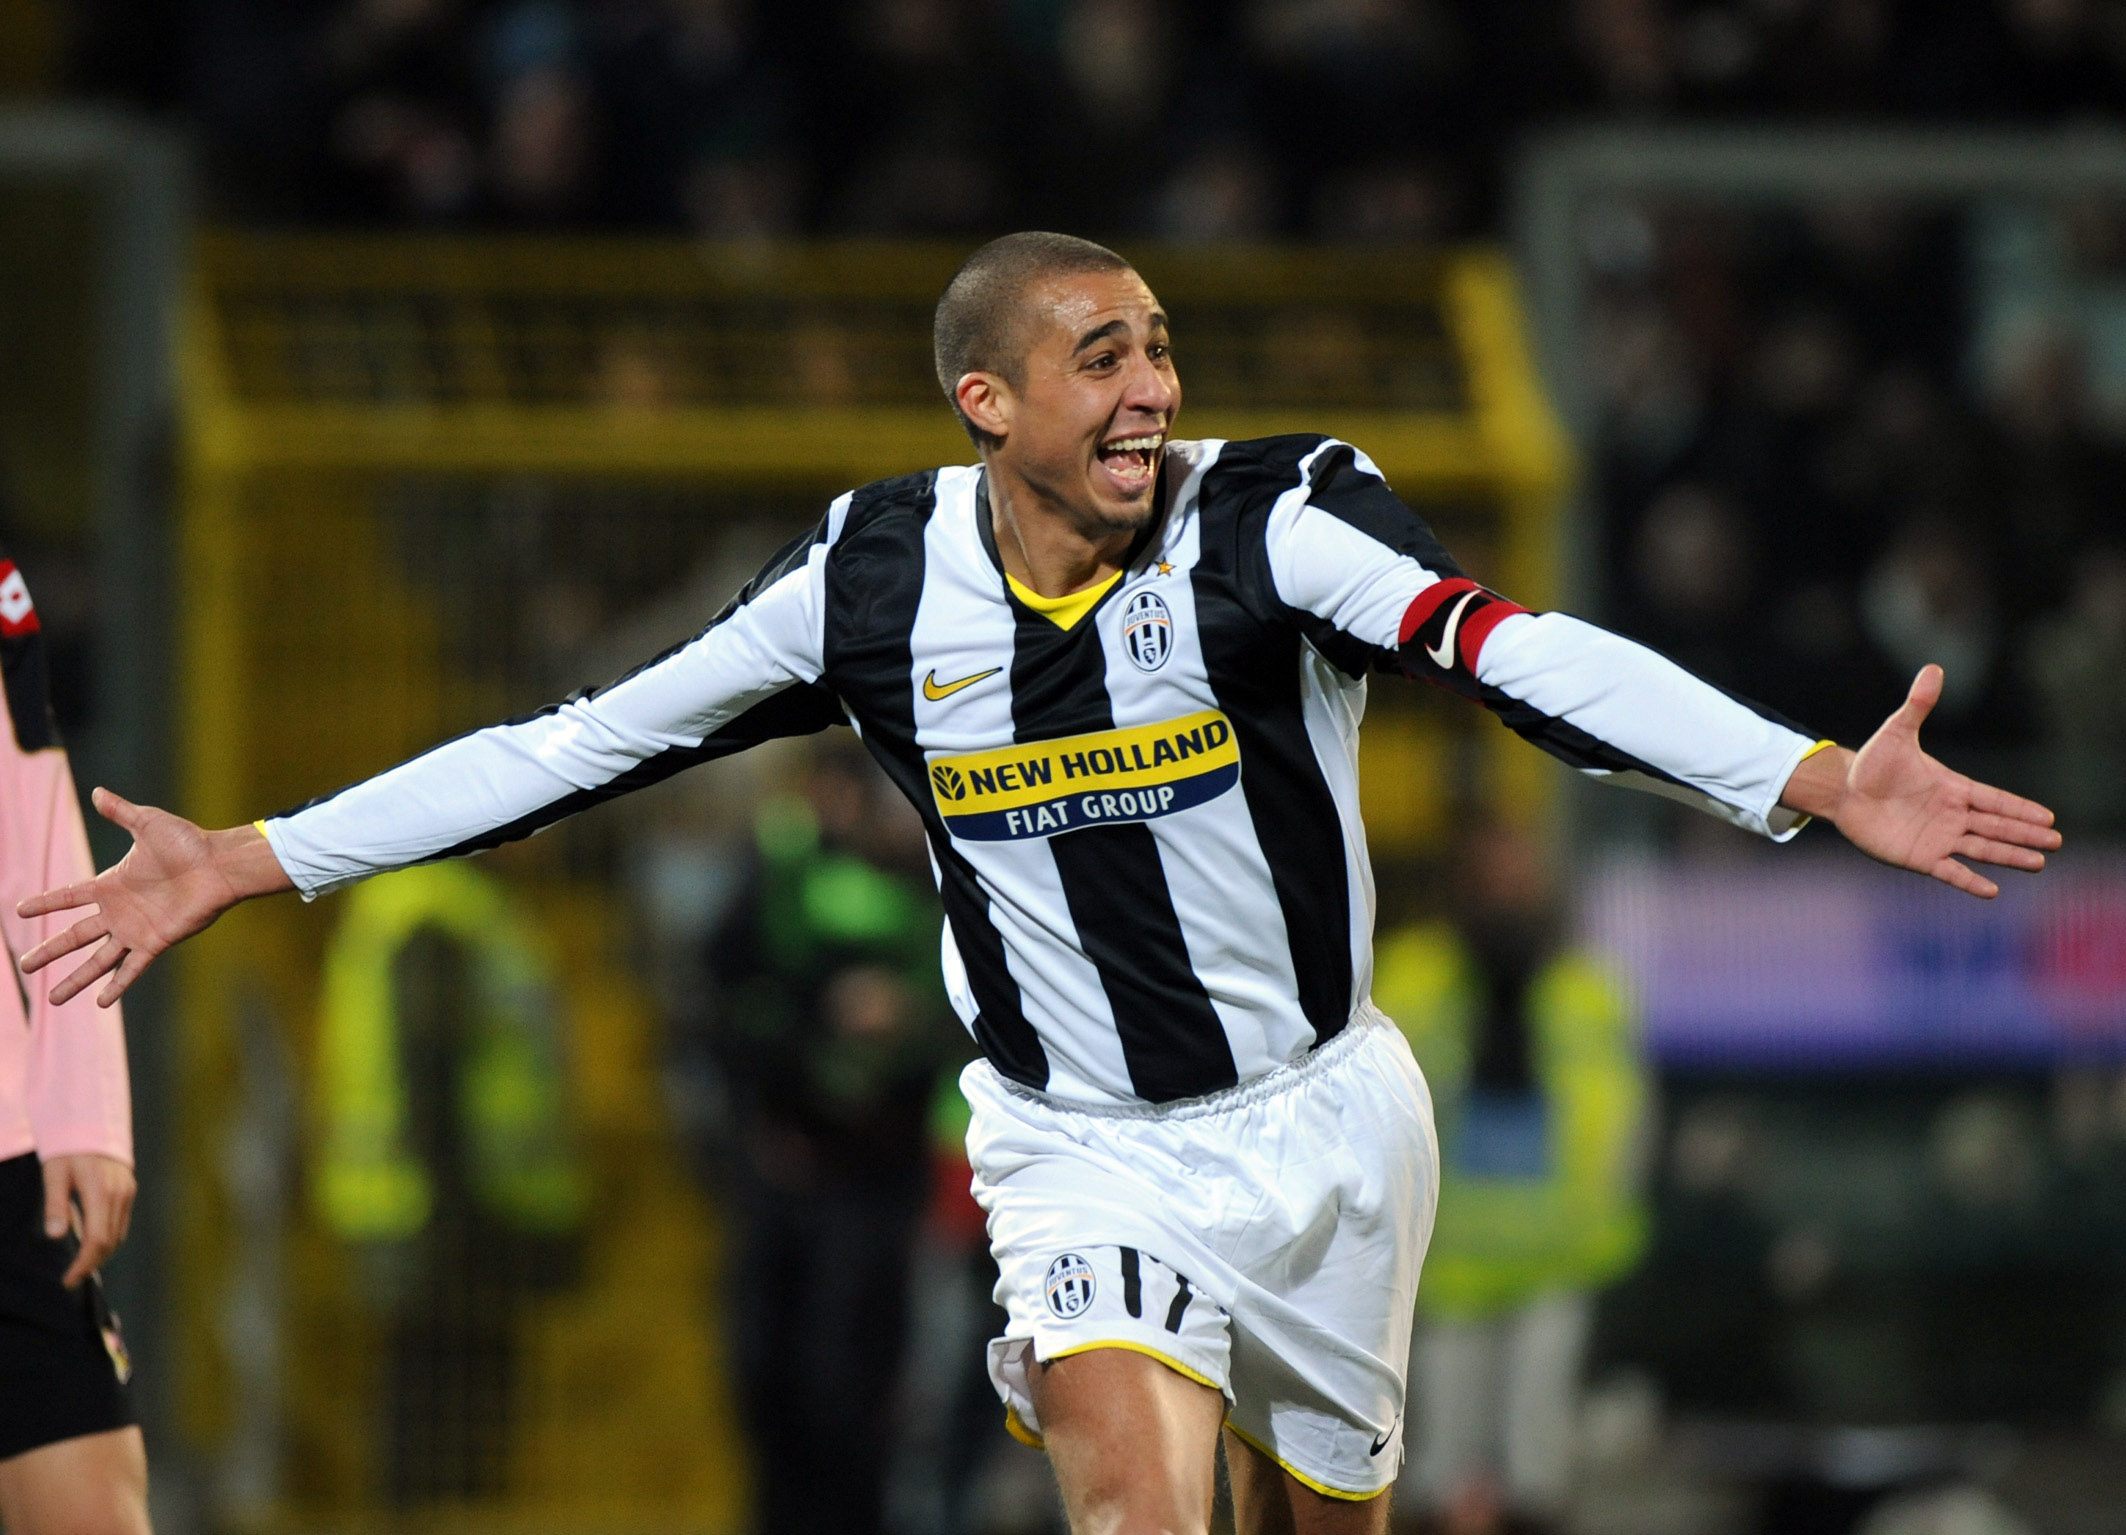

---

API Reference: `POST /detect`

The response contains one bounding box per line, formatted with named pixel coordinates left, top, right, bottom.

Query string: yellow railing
left=176, top=235, right=1570, bottom=1533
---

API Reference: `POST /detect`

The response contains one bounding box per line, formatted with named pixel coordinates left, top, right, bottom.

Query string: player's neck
left=985, top=463, right=1144, bottom=600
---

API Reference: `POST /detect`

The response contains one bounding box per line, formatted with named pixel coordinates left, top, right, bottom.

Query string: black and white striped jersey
left=264, top=435, right=1818, bottom=1107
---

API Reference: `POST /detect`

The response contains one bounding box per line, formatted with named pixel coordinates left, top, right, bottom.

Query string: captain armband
left=1396, top=579, right=1530, bottom=694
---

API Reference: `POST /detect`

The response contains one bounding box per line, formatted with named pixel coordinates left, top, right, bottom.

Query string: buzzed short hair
left=933, top=231, right=1135, bottom=447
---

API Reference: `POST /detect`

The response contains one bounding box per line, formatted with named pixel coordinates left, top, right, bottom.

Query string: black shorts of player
left=0, top=1152, right=134, bottom=1461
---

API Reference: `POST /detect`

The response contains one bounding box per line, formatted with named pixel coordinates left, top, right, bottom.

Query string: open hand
left=42, top=1152, right=136, bottom=1288
left=16, top=789, right=290, bottom=1007
left=1788, top=666, right=2061, bottom=898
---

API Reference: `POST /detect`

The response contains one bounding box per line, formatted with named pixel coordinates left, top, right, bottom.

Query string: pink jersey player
left=0, top=556, right=130, bottom=1169
left=0, top=551, right=147, bottom=1535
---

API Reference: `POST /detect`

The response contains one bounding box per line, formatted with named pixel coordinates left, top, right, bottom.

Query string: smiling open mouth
left=1097, top=433, right=1165, bottom=494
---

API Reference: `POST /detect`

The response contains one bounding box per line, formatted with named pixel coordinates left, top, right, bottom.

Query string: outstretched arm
left=19, top=508, right=853, bottom=1008
left=1775, top=664, right=2058, bottom=897
left=1263, top=438, right=2059, bottom=893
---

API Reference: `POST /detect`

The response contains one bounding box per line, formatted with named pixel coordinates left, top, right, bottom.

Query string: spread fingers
left=1930, top=858, right=1999, bottom=900
left=1956, top=835, right=2046, bottom=872
left=19, top=914, right=110, bottom=975
left=46, top=938, right=124, bottom=1007
left=15, top=881, right=97, bottom=920
left=1966, top=781, right=2057, bottom=828
left=96, top=948, right=154, bottom=1009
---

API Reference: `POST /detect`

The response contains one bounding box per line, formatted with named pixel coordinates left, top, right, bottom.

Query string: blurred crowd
left=1585, top=196, right=2126, bottom=813
left=70, top=0, right=2126, bottom=239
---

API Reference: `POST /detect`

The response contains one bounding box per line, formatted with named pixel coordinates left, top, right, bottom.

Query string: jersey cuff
left=1765, top=737, right=1836, bottom=842
left=253, top=817, right=317, bottom=903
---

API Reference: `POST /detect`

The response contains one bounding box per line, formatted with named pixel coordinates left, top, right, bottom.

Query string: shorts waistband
left=982, top=1003, right=1393, bottom=1123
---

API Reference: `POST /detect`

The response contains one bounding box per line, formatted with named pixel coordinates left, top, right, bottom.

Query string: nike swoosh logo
left=1369, top=1420, right=1399, bottom=1456
left=923, top=666, right=1002, bottom=702
left=1424, top=589, right=1479, bottom=671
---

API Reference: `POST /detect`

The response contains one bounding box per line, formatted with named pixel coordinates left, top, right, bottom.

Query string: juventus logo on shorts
left=1122, top=590, right=1173, bottom=672
left=1044, top=1252, right=1098, bottom=1319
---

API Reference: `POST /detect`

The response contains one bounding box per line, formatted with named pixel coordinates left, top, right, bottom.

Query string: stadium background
left=3, top=1, right=2126, bottom=1531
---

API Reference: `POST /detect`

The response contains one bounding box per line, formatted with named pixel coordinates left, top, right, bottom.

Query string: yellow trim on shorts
left=1221, top=1420, right=1387, bottom=1503
left=1001, top=1341, right=1224, bottom=1453
left=253, top=819, right=270, bottom=837
left=1004, top=1405, right=1044, bottom=1450
left=1046, top=1339, right=1223, bottom=1393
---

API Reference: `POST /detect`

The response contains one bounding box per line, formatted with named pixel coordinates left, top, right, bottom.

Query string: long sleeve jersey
left=0, top=553, right=132, bottom=1164
left=264, top=437, right=1817, bottom=1108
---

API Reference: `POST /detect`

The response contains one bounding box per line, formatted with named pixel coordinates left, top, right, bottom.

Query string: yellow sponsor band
left=927, top=710, right=1241, bottom=841
left=929, top=709, right=1236, bottom=816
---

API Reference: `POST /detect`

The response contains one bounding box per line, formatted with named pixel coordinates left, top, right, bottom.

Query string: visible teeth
left=1102, top=435, right=1164, bottom=454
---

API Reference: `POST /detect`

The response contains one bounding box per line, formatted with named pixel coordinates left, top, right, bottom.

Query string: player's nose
left=1120, top=347, right=1178, bottom=418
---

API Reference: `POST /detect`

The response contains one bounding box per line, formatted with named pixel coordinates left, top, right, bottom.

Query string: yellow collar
left=1006, top=569, right=1121, bottom=632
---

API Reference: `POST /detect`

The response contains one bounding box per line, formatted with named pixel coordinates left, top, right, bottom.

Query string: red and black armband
left=1396, top=578, right=1529, bottom=695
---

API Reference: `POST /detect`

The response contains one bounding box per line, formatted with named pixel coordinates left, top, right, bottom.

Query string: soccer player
left=0, top=551, right=148, bottom=1535
left=19, top=234, right=2058, bottom=1535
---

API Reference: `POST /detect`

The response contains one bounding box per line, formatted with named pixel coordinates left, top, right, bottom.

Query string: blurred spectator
left=825, top=0, right=1015, bottom=233
left=1241, top=0, right=1475, bottom=191
left=681, top=153, right=803, bottom=236
left=1816, top=366, right=1976, bottom=551
left=1728, top=303, right=1862, bottom=570
left=319, top=0, right=485, bottom=221
left=1753, top=306, right=1859, bottom=425
left=489, top=64, right=597, bottom=222
left=1376, top=821, right=1648, bottom=1535
left=1982, top=327, right=2125, bottom=624
left=1057, top=0, right=1170, bottom=130
left=1626, top=480, right=1755, bottom=683
left=889, top=1080, right=1055, bottom=1535
left=1312, top=160, right=1464, bottom=244
left=1758, top=574, right=1904, bottom=751
left=1015, top=0, right=1177, bottom=235
left=1152, top=141, right=1280, bottom=242
left=683, top=739, right=958, bottom=1535
left=1986, top=0, right=2126, bottom=117
left=1859, top=515, right=2017, bottom=738
left=1573, top=0, right=1674, bottom=112
left=2028, top=544, right=2126, bottom=825
left=311, top=863, right=587, bottom=1503
left=583, top=0, right=797, bottom=229
left=1588, top=292, right=1704, bottom=472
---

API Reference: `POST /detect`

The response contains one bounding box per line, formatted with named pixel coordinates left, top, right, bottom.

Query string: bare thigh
left=1224, top=1426, right=1390, bottom=1535
left=0, top=1426, right=150, bottom=1535
left=1029, top=1346, right=1227, bottom=1535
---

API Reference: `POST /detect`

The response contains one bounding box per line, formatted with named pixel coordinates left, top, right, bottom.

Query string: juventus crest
left=1122, top=589, right=1173, bottom=672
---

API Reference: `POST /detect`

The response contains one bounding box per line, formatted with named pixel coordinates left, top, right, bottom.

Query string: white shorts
left=967, top=1007, right=1438, bottom=1500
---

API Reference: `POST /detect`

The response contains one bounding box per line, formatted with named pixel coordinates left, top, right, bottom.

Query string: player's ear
left=956, top=371, right=1012, bottom=443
